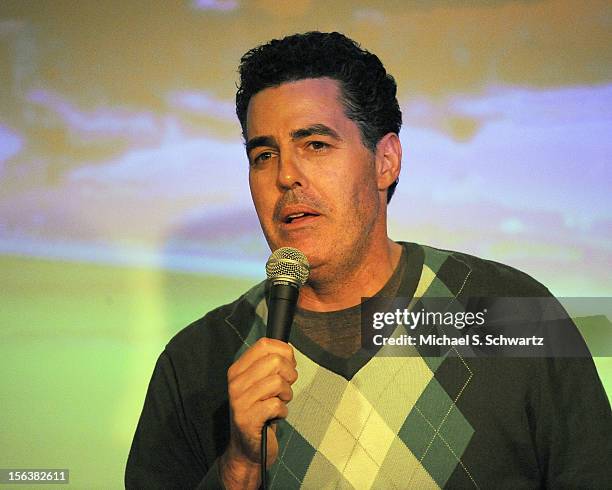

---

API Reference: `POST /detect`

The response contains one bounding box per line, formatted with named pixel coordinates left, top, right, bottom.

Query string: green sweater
left=126, top=243, right=611, bottom=489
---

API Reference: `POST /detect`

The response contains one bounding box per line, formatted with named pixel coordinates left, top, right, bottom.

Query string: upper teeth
left=288, top=213, right=306, bottom=220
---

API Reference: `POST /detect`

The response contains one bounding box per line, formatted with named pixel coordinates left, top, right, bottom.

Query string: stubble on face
left=324, top=153, right=381, bottom=281
left=246, top=78, right=388, bottom=290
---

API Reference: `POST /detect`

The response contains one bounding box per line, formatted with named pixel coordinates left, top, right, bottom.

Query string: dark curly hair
left=236, top=31, right=402, bottom=202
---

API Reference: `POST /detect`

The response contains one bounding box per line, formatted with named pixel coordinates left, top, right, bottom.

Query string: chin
left=290, top=240, right=319, bottom=259
left=267, top=233, right=333, bottom=268
left=270, top=235, right=310, bottom=253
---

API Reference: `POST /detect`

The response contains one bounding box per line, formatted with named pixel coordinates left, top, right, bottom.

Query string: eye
left=251, top=151, right=274, bottom=166
left=308, top=141, right=329, bottom=151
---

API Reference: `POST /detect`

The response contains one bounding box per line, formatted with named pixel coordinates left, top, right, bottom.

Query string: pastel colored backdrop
left=1, top=1, right=610, bottom=488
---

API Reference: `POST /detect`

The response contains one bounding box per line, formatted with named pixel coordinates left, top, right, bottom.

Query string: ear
left=375, top=133, right=402, bottom=194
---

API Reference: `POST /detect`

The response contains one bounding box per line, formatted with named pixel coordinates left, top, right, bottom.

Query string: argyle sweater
left=125, top=243, right=612, bottom=489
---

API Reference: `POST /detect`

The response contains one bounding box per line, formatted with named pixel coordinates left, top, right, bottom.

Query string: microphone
left=261, top=248, right=309, bottom=488
left=265, top=247, right=310, bottom=341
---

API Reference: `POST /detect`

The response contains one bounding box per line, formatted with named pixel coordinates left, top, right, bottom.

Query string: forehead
left=246, top=78, right=351, bottom=139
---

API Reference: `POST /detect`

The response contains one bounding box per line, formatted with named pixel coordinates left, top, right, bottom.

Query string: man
left=126, top=32, right=611, bottom=489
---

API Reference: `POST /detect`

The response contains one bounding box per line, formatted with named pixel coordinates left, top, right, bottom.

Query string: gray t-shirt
left=294, top=245, right=410, bottom=359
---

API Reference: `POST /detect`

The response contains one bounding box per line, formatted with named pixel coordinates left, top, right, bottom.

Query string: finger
left=234, top=374, right=293, bottom=412
left=264, top=396, right=289, bottom=421
left=232, top=395, right=289, bottom=436
left=230, top=353, right=298, bottom=396
left=228, top=337, right=297, bottom=381
left=229, top=338, right=296, bottom=380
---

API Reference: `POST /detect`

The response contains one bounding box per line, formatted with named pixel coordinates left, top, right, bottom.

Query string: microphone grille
left=265, top=247, right=310, bottom=286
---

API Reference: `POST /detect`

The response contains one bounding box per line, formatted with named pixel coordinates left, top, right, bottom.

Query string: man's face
left=246, top=78, right=385, bottom=279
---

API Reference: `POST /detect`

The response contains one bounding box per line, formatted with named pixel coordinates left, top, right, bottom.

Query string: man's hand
left=220, top=337, right=298, bottom=489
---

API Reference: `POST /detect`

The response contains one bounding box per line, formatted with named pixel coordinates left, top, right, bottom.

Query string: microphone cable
left=260, top=423, right=268, bottom=489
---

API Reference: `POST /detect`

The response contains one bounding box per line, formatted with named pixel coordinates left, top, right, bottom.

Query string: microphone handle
left=262, top=280, right=300, bottom=489
left=266, top=281, right=299, bottom=341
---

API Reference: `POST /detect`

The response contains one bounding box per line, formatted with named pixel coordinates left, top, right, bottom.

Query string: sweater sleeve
left=125, top=351, right=225, bottom=489
left=533, top=355, right=612, bottom=488
left=530, top=300, right=612, bottom=487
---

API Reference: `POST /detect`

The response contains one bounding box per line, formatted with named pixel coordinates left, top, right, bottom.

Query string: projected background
left=1, top=1, right=610, bottom=487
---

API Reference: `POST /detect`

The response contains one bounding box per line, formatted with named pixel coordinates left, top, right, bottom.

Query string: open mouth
left=284, top=212, right=318, bottom=224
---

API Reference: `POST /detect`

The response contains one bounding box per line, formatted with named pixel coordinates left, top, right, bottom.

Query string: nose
left=276, top=150, right=307, bottom=191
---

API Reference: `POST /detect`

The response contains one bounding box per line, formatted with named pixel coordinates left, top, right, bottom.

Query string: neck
left=297, top=239, right=402, bottom=312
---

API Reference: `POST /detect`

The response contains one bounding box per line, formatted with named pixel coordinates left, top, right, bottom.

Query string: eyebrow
left=245, top=124, right=342, bottom=155
left=245, top=135, right=278, bottom=155
left=290, top=124, right=342, bottom=141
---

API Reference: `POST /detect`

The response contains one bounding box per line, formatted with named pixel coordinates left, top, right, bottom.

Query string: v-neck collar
left=288, top=242, right=425, bottom=380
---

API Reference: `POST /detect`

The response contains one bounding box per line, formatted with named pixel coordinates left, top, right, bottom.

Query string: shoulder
left=403, top=241, right=551, bottom=298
